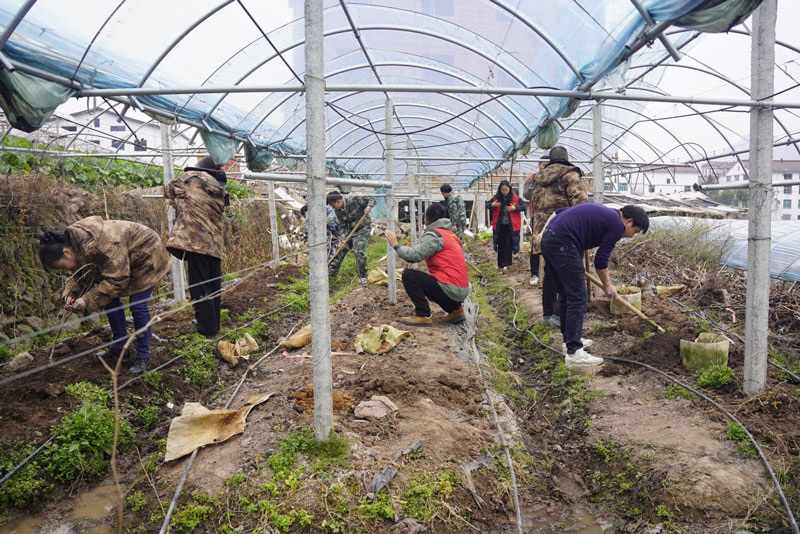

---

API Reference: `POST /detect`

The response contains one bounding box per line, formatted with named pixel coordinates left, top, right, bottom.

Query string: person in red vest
left=385, top=203, right=470, bottom=327
left=487, top=179, right=524, bottom=270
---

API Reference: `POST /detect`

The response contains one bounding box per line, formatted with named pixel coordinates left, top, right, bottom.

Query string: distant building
left=1, top=107, right=196, bottom=154
left=724, top=160, right=800, bottom=220
left=605, top=163, right=700, bottom=195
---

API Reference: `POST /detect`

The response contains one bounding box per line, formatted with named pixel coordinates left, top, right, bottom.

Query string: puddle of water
left=1, top=484, right=120, bottom=533
left=72, top=484, right=121, bottom=520
left=3, top=516, right=44, bottom=534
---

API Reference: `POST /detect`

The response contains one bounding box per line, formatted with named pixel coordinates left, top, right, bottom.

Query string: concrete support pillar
left=407, top=137, right=417, bottom=245
left=268, top=181, right=280, bottom=270
left=160, top=123, right=185, bottom=303
left=305, top=0, right=333, bottom=439
left=385, top=99, right=397, bottom=304
left=476, top=190, right=486, bottom=230
left=417, top=163, right=424, bottom=238
left=593, top=103, right=604, bottom=203
left=744, top=0, right=776, bottom=396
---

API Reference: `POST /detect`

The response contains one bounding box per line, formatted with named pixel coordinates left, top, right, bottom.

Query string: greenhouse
left=0, top=1, right=798, bottom=533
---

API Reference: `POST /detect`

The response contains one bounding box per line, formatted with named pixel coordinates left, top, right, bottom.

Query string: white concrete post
left=593, top=103, right=604, bottom=203
left=305, top=0, right=333, bottom=439
left=417, top=163, right=424, bottom=238
left=407, top=137, right=417, bottom=245
left=744, top=0, right=776, bottom=395
left=160, top=123, right=185, bottom=302
left=385, top=99, right=397, bottom=304
left=268, top=181, right=280, bottom=270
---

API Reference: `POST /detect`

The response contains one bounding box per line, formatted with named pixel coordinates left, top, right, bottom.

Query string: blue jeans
left=105, top=288, right=154, bottom=360
left=541, top=231, right=586, bottom=354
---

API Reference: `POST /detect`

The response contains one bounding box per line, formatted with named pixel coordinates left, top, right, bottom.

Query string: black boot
left=128, top=358, right=149, bottom=375
left=97, top=347, right=128, bottom=366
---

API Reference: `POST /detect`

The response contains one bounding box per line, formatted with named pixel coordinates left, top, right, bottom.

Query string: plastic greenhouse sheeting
left=650, top=217, right=800, bottom=283
left=0, top=0, right=762, bottom=186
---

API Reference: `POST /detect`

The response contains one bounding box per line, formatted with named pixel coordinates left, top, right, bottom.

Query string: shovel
left=584, top=272, right=665, bottom=333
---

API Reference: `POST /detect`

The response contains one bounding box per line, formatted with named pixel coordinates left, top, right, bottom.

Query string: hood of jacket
left=536, top=161, right=583, bottom=186
left=184, top=166, right=227, bottom=185
left=427, top=218, right=452, bottom=231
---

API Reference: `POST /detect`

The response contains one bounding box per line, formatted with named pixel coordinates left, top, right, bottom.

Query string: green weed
left=173, top=333, right=218, bottom=387
left=659, top=384, right=700, bottom=401
left=126, top=490, right=147, bottom=512
left=141, top=370, right=163, bottom=389
left=0, top=439, right=52, bottom=508
left=725, top=421, right=757, bottom=458
left=64, top=381, right=110, bottom=405
left=695, top=365, right=734, bottom=389
left=357, top=491, right=394, bottom=522
left=137, top=405, right=160, bottom=430
left=402, top=470, right=461, bottom=522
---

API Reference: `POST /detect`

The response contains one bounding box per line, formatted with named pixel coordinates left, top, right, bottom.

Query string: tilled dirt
left=471, top=241, right=797, bottom=533
left=0, top=265, right=303, bottom=442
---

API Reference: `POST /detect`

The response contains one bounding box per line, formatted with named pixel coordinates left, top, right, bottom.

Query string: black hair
left=440, top=183, right=452, bottom=193
left=620, top=205, right=649, bottom=234
left=425, top=202, right=446, bottom=223
left=196, top=156, right=222, bottom=171
left=39, top=230, right=73, bottom=271
left=495, top=179, right=513, bottom=199
left=300, top=205, right=308, bottom=217
left=326, top=191, right=343, bottom=205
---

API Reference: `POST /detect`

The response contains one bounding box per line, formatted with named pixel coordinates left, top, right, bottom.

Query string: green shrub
left=357, top=491, right=394, bottom=522
left=126, top=490, right=147, bottom=512
left=45, top=400, right=133, bottom=482
left=660, top=384, right=700, bottom=400
left=173, top=333, right=218, bottom=387
left=141, top=369, right=163, bottom=389
left=695, top=365, right=734, bottom=389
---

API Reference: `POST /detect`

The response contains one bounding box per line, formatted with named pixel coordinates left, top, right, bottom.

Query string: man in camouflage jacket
left=327, top=190, right=376, bottom=283
left=164, top=156, right=231, bottom=337
left=531, top=146, right=589, bottom=324
left=301, top=203, right=341, bottom=258
left=60, top=216, right=169, bottom=373
left=440, top=183, right=467, bottom=239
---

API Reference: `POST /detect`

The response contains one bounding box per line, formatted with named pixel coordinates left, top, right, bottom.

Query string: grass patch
left=695, top=365, right=734, bottom=389
left=725, top=421, right=758, bottom=458
left=402, top=470, right=461, bottom=523
left=659, top=384, right=700, bottom=401
left=64, top=381, right=110, bottom=405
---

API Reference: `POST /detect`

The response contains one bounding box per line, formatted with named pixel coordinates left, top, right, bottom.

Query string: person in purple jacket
left=535, top=203, right=649, bottom=367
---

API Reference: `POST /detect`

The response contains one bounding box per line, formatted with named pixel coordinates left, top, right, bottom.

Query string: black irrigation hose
left=503, top=284, right=799, bottom=534
left=0, top=302, right=295, bottom=491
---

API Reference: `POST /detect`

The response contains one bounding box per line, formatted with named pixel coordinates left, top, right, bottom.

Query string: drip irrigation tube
left=503, top=284, right=799, bottom=534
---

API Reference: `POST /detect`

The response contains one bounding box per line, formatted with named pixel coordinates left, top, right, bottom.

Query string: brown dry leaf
left=164, top=393, right=274, bottom=462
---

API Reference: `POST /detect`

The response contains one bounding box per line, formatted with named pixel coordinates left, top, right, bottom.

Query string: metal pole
left=744, top=0, right=776, bottom=396
left=385, top=99, right=397, bottom=305
left=244, top=172, right=391, bottom=188
left=268, top=181, right=280, bottom=270
left=695, top=180, right=800, bottom=191
left=417, top=166, right=424, bottom=238
left=593, top=103, right=604, bottom=203
left=407, top=137, right=417, bottom=245
left=305, top=0, right=333, bottom=440
left=160, top=124, right=185, bottom=303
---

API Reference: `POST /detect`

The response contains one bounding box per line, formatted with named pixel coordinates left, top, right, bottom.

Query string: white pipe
left=385, top=98, right=397, bottom=304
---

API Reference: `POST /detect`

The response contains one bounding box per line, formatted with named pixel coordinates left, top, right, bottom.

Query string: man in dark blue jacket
left=535, top=203, right=649, bottom=367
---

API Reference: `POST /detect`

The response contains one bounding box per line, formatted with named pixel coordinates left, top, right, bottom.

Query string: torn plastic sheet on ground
left=354, top=324, right=414, bottom=355
left=164, top=393, right=274, bottom=462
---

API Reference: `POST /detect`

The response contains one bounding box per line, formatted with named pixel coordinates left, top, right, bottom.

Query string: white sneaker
left=565, top=348, right=604, bottom=367
left=529, top=275, right=539, bottom=286
left=562, top=338, right=593, bottom=354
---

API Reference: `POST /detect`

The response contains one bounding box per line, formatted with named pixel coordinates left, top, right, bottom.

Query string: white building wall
left=724, top=161, right=800, bottom=220
left=609, top=166, right=699, bottom=195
